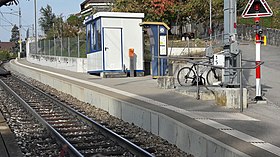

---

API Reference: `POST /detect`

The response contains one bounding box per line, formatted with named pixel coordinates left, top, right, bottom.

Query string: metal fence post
left=49, top=40, right=50, bottom=56
left=68, top=37, right=70, bottom=57
left=61, top=37, right=63, bottom=56
left=43, top=39, right=46, bottom=55
left=54, top=38, right=56, bottom=56
left=78, top=35, right=80, bottom=58
left=40, top=40, right=42, bottom=55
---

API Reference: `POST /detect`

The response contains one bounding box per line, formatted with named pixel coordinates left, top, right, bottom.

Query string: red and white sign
left=242, top=0, right=273, bottom=18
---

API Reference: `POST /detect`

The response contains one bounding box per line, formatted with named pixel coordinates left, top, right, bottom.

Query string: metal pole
left=254, top=17, right=262, bottom=101
left=240, top=52, right=243, bottom=112
left=44, top=39, right=46, bottom=55
left=68, top=37, right=70, bottom=57
left=223, top=0, right=238, bottom=86
left=40, top=40, right=42, bottom=55
left=61, top=37, right=63, bottom=56
left=53, top=23, right=56, bottom=56
left=49, top=40, right=50, bottom=56
left=61, top=23, right=63, bottom=56
left=157, top=26, right=160, bottom=76
left=196, top=64, right=200, bottom=100
left=34, top=0, right=38, bottom=55
left=210, top=0, right=212, bottom=41
left=54, top=38, right=56, bottom=56
left=18, top=5, right=22, bottom=58
left=77, top=34, right=80, bottom=58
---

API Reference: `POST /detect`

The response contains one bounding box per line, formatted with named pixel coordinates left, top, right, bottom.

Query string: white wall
left=102, top=17, right=143, bottom=71
left=27, top=54, right=87, bottom=73
left=87, top=52, right=103, bottom=72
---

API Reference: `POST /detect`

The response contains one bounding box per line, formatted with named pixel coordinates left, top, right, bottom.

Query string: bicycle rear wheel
left=206, top=68, right=222, bottom=86
left=177, top=67, right=196, bottom=86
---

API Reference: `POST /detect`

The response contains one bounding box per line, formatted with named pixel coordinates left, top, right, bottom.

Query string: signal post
left=241, top=0, right=273, bottom=101
left=254, top=17, right=262, bottom=100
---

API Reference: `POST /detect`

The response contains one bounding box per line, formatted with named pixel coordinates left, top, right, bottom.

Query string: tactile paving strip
left=190, top=111, right=260, bottom=121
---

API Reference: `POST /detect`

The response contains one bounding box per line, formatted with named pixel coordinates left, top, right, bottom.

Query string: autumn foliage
left=150, top=0, right=175, bottom=16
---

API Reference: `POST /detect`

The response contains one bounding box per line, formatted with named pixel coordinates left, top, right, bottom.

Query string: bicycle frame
left=177, top=59, right=221, bottom=86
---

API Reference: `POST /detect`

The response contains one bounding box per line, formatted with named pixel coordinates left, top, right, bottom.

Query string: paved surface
left=10, top=54, right=280, bottom=156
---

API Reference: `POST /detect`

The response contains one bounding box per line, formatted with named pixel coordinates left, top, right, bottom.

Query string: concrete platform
left=7, top=58, right=280, bottom=157
left=0, top=109, right=22, bottom=157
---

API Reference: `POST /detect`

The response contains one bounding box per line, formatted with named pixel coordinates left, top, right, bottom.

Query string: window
left=91, top=23, right=95, bottom=51
left=95, top=20, right=101, bottom=51
left=86, top=24, right=91, bottom=53
left=91, top=19, right=102, bottom=52
left=86, top=19, right=102, bottom=53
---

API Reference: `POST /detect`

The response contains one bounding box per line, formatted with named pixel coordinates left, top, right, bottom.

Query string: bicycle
left=177, top=61, right=222, bottom=86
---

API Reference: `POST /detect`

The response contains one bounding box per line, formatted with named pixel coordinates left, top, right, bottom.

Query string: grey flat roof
left=92, top=12, right=144, bottom=19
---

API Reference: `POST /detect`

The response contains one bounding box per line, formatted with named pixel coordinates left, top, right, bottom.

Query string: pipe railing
left=156, top=54, right=264, bottom=112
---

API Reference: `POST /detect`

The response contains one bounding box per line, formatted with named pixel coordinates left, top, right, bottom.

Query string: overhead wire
left=0, top=25, right=11, bottom=32
left=0, top=11, right=13, bottom=33
left=0, top=11, right=14, bottom=26
left=0, top=9, right=32, bottom=36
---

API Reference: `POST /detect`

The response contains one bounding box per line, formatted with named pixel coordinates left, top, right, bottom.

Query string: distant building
left=0, top=42, right=15, bottom=52
left=80, top=0, right=114, bottom=16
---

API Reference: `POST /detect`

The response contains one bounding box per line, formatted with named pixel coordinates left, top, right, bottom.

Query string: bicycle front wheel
left=177, top=67, right=196, bottom=86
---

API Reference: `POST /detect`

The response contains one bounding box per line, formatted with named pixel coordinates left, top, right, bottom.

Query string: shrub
left=0, top=51, right=16, bottom=61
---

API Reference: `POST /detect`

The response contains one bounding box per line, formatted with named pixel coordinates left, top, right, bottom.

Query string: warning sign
left=242, top=0, right=273, bottom=18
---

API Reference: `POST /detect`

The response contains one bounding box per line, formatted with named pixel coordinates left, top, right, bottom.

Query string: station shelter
left=84, top=12, right=145, bottom=76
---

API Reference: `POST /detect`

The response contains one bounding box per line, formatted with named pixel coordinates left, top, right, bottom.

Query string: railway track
left=0, top=75, right=154, bottom=157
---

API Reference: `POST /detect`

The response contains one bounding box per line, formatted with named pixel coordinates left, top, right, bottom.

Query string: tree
left=39, top=5, right=56, bottom=35
left=67, top=14, right=83, bottom=28
left=38, top=5, right=85, bottom=39
left=113, top=0, right=183, bottom=25
left=63, top=14, right=84, bottom=37
left=10, top=25, right=19, bottom=53
left=45, top=14, right=84, bottom=39
left=113, top=0, right=247, bottom=26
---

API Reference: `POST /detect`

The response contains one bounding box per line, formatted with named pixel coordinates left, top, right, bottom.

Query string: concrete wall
left=168, top=47, right=205, bottom=56
left=27, top=54, right=87, bottom=73
left=9, top=61, right=249, bottom=157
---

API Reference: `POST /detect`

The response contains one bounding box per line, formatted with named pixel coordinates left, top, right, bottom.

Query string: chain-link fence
left=29, top=36, right=86, bottom=58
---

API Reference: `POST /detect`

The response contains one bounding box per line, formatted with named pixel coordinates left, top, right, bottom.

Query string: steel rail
left=14, top=76, right=154, bottom=157
left=0, top=79, right=83, bottom=157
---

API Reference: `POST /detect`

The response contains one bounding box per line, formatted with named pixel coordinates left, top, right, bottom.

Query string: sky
left=0, top=0, right=84, bottom=42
